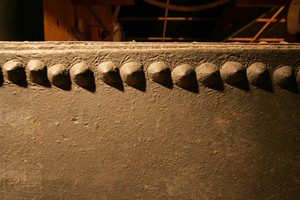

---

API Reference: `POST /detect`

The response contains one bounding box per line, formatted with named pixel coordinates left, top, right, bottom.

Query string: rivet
left=196, top=63, right=220, bottom=87
left=274, top=66, right=295, bottom=88
left=27, top=60, right=50, bottom=86
left=220, top=61, right=246, bottom=85
left=47, top=64, right=71, bottom=89
left=171, top=64, right=196, bottom=88
left=70, top=62, right=94, bottom=87
left=148, top=62, right=171, bottom=83
left=3, top=60, right=27, bottom=86
left=97, top=61, right=121, bottom=85
left=247, top=62, right=270, bottom=87
left=120, top=62, right=145, bottom=86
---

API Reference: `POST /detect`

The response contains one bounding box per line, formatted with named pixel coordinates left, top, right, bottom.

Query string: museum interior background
left=0, top=0, right=299, bottom=43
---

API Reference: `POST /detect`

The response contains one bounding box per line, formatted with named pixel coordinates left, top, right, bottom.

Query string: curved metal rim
left=143, top=0, right=231, bottom=12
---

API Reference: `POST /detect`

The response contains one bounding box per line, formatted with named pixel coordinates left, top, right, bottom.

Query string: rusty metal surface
left=0, top=42, right=300, bottom=199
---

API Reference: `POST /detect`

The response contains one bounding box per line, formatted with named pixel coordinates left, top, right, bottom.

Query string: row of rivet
left=1, top=59, right=299, bottom=92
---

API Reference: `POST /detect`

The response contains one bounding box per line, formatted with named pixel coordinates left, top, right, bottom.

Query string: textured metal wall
left=0, top=42, right=300, bottom=199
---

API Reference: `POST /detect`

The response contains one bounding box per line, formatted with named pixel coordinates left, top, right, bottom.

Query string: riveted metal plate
left=0, top=42, right=299, bottom=199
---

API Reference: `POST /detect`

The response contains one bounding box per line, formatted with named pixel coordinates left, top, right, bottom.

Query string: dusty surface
left=0, top=42, right=300, bottom=199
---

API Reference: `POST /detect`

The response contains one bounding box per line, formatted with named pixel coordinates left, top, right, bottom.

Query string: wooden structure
left=43, top=0, right=134, bottom=41
left=42, top=0, right=296, bottom=42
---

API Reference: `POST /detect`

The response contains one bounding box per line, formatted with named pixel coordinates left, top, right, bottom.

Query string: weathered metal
left=0, top=42, right=299, bottom=199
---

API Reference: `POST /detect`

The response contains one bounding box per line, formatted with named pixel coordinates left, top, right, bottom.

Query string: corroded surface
left=0, top=42, right=300, bottom=199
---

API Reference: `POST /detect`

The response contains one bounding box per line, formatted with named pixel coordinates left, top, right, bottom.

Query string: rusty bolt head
left=97, top=61, right=120, bottom=85
left=220, top=61, right=246, bottom=85
left=171, top=64, right=195, bottom=88
left=120, top=62, right=144, bottom=86
left=3, top=60, right=26, bottom=84
left=247, top=62, right=268, bottom=87
left=148, top=62, right=170, bottom=83
left=196, top=63, right=220, bottom=86
left=274, top=66, right=294, bottom=88
left=70, top=62, right=93, bottom=87
left=27, top=60, right=48, bottom=85
left=47, top=64, right=70, bottom=87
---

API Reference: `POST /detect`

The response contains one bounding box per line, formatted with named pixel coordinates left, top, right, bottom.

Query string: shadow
left=30, top=68, right=51, bottom=87
left=75, top=70, right=96, bottom=93
left=0, top=67, right=3, bottom=86
left=52, top=74, right=71, bottom=91
left=126, top=71, right=146, bottom=92
left=180, top=71, right=199, bottom=94
left=132, top=83, right=146, bottom=91
left=184, top=81, right=199, bottom=93
left=228, top=70, right=249, bottom=91
left=206, top=81, right=224, bottom=91
left=8, top=67, right=27, bottom=87
left=256, top=70, right=273, bottom=92
left=131, top=79, right=146, bottom=92
left=159, top=78, right=173, bottom=89
left=282, top=74, right=299, bottom=93
left=234, top=80, right=249, bottom=91
left=157, top=68, right=173, bottom=89
left=104, top=70, right=124, bottom=91
left=108, top=82, right=124, bottom=91
left=200, top=72, right=224, bottom=91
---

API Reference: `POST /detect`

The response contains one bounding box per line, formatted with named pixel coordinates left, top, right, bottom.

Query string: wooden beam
left=257, top=18, right=286, bottom=22
left=75, top=5, right=113, bottom=41
left=144, top=0, right=230, bottom=12
left=162, top=0, right=170, bottom=42
left=250, top=6, right=285, bottom=43
left=118, top=17, right=218, bottom=21
left=44, top=0, right=76, bottom=41
left=126, top=37, right=206, bottom=41
left=223, top=7, right=276, bottom=42
left=72, top=0, right=134, bottom=5
left=227, top=37, right=285, bottom=42
left=236, top=0, right=288, bottom=7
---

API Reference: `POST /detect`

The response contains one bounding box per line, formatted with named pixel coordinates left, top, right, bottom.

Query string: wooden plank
left=72, top=0, right=134, bottom=5
left=118, top=17, right=218, bottom=21
left=43, top=0, right=113, bottom=41
left=236, top=0, right=288, bottom=7
left=126, top=37, right=206, bottom=41
left=43, top=0, right=76, bottom=41
left=257, top=19, right=286, bottom=22
left=162, top=0, right=170, bottom=42
left=227, top=37, right=285, bottom=42
left=250, top=6, right=285, bottom=43
left=222, top=7, right=275, bottom=42
left=75, top=5, right=113, bottom=41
